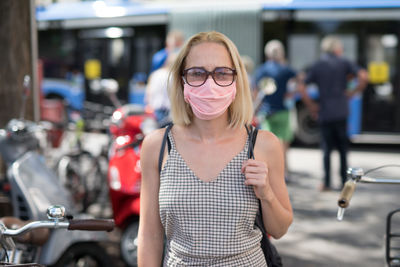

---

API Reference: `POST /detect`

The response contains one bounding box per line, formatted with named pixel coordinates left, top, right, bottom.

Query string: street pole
left=30, top=0, right=40, bottom=122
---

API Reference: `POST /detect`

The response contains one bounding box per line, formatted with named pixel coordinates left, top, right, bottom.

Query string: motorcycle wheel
left=51, top=242, right=112, bottom=267
left=120, top=221, right=139, bottom=267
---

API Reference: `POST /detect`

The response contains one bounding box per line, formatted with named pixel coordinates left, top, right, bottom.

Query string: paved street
left=274, top=145, right=400, bottom=267
left=11, top=132, right=397, bottom=267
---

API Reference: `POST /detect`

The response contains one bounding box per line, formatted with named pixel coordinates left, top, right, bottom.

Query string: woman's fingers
left=244, top=177, right=266, bottom=186
left=242, top=161, right=268, bottom=178
left=243, top=166, right=266, bottom=175
left=241, top=159, right=267, bottom=172
left=242, top=159, right=269, bottom=186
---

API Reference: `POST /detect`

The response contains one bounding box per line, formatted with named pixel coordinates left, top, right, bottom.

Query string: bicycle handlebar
left=2, top=219, right=114, bottom=238
left=68, top=219, right=114, bottom=232
left=0, top=205, right=115, bottom=266
left=337, top=167, right=400, bottom=221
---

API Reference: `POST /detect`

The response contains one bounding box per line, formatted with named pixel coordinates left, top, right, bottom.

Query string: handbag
left=246, top=125, right=283, bottom=267
left=255, top=204, right=283, bottom=267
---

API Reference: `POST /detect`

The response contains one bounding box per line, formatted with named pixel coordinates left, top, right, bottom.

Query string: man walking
left=300, top=35, right=368, bottom=191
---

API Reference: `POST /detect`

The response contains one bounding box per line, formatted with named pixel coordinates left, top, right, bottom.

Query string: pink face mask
left=184, top=79, right=236, bottom=120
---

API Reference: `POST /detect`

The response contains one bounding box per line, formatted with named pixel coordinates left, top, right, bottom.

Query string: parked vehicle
left=0, top=75, right=114, bottom=266
left=92, top=78, right=157, bottom=266
left=0, top=205, right=114, bottom=266
left=54, top=112, right=109, bottom=213
left=42, top=78, right=85, bottom=112
left=337, top=166, right=400, bottom=266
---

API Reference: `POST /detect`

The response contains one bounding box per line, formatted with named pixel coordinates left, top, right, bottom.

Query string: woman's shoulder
left=142, top=127, right=169, bottom=154
left=254, top=129, right=281, bottom=153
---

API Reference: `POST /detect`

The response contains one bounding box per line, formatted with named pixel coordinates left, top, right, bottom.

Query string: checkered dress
left=159, top=131, right=267, bottom=266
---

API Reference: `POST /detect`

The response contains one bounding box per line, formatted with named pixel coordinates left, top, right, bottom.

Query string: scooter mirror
left=89, top=79, right=102, bottom=94
left=100, top=79, right=119, bottom=94
left=89, top=78, right=119, bottom=95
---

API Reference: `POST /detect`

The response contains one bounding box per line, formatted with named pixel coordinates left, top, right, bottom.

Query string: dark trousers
left=320, top=119, right=348, bottom=188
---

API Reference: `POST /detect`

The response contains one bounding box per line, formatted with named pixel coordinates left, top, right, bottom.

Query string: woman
left=138, top=31, right=293, bottom=266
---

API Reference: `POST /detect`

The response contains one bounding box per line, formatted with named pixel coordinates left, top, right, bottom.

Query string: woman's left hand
left=241, top=159, right=273, bottom=201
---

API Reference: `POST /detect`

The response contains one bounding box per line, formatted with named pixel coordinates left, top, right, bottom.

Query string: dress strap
left=158, top=123, right=173, bottom=174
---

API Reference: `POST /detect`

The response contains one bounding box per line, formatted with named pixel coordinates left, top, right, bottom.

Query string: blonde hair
left=264, top=39, right=285, bottom=63
left=168, top=31, right=253, bottom=128
left=321, top=35, right=342, bottom=53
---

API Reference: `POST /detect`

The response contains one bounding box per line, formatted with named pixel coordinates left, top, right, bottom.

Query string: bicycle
left=337, top=165, right=400, bottom=267
left=0, top=205, right=114, bottom=266
left=55, top=113, right=109, bottom=213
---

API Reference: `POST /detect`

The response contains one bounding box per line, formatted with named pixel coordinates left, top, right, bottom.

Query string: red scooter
left=95, top=79, right=158, bottom=266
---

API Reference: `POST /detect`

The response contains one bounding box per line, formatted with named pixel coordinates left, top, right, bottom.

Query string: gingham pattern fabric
left=159, top=131, right=267, bottom=266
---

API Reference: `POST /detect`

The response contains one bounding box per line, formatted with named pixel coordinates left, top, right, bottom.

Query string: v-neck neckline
left=169, top=131, right=249, bottom=183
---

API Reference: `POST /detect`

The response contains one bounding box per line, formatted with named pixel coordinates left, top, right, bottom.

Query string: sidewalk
left=274, top=146, right=400, bottom=267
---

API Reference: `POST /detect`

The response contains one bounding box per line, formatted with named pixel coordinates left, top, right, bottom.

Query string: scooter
left=0, top=75, right=113, bottom=266
left=92, top=79, right=157, bottom=266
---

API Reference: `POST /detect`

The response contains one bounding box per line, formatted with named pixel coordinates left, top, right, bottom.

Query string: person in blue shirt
left=150, top=30, right=184, bottom=73
left=253, top=40, right=297, bottom=181
left=299, top=35, right=368, bottom=191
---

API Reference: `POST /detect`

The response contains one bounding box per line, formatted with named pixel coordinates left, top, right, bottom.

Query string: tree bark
left=0, top=0, right=34, bottom=127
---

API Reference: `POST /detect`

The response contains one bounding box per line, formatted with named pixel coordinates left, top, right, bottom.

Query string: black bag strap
left=158, top=123, right=173, bottom=174
left=246, top=125, right=282, bottom=266
left=245, top=125, right=258, bottom=160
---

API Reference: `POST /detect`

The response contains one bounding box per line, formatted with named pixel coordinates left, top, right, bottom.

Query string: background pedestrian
left=299, top=35, right=368, bottom=191
left=252, top=40, right=298, bottom=181
left=150, top=30, right=184, bottom=73
left=145, top=52, right=177, bottom=126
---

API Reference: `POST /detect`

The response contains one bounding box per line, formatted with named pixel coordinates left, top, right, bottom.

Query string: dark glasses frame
left=182, top=67, right=237, bottom=87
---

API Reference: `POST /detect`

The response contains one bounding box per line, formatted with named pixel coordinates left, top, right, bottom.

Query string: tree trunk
left=0, top=0, right=34, bottom=127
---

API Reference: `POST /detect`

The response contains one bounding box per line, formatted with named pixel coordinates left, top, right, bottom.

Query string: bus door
left=361, top=32, right=400, bottom=138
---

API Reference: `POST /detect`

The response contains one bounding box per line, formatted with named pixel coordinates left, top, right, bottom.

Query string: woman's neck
left=188, top=114, right=233, bottom=143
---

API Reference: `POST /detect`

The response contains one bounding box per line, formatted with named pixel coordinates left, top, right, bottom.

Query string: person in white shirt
left=145, top=52, right=177, bottom=125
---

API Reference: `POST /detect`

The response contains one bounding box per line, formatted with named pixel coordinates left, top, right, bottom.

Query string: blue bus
left=36, top=0, right=400, bottom=144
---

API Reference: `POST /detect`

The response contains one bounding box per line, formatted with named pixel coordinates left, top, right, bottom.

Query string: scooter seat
left=0, top=217, right=50, bottom=246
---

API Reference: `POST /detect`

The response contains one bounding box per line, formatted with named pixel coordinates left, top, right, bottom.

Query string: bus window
left=288, top=34, right=319, bottom=71
left=339, top=34, right=357, bottom=63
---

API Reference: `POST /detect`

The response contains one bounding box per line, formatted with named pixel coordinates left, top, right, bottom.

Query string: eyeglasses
left=182, top=67, right=237, bottom=87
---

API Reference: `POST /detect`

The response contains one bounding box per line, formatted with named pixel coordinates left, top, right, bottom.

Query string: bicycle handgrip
left=337, top=180, right=356, bottom=208
left=68, top=219, right=115, bottom=232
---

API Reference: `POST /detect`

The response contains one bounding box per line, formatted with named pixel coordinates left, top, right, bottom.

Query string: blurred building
left=36, top=0, right=400, bottom=144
